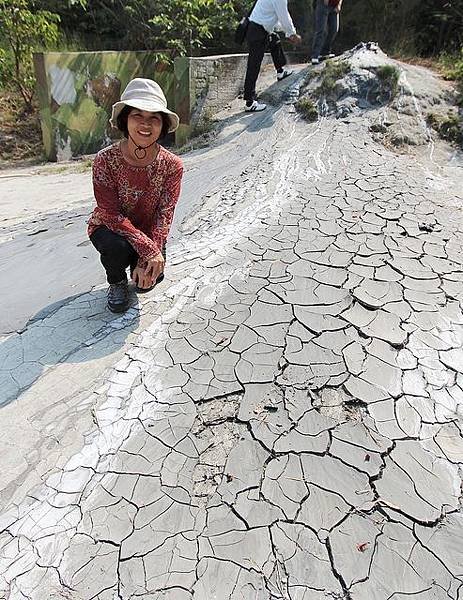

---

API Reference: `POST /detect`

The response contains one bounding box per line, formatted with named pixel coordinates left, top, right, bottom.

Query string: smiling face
left=126, top=109, right=163, bottom=146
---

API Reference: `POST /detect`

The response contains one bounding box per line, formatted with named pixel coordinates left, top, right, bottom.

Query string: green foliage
left=332, top=0, right=462, bottom=58
left=427, top=111, right=462, bottom=147
left=414, top=0, right=463, bottom=55
left=338, top=0, right=419, bottom=57
left=0, top=0, right=60, bottom=109
left=7, top=0, right=460, bottom=63
left=146, top=0, right=235, bottom=55
left=376, top=65, right=400, bottom=99
left=438, top=51, right=462, bottom=80
left=24, top=0, right=463, bottom=61
left=295, top=97, right=318, bottom=122
left=37, top=0, right=237, bottom=54
left=439, top=50, right=463, bottom=107
left=0, top=46, right=12, bottom=86
left=315, top=60, right=351, bottom=98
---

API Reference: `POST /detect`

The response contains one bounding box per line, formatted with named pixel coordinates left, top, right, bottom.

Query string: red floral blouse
left=88, top=143, right=183, bottom=262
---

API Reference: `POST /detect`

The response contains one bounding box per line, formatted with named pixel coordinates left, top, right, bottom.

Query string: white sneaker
left=321, top=53, right=335, bottom=59
left=277, top=68, right=293, bottom=81
left=311, top=57, right=320, bottom=65
left=245, top=100, right=267, bottom=112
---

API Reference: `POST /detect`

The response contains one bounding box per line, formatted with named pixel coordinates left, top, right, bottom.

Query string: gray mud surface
left=0, top=50, right=462, bottom=599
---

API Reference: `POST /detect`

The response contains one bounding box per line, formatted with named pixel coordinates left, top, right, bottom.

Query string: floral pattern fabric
left=88, top=143, right=183, bottom=263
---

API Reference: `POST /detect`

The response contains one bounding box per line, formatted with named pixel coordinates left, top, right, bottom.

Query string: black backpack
left=234, top=0, right=258, bottom=45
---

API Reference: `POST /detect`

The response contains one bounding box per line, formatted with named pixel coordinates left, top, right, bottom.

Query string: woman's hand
left=132, top=253, right=164, bottom=289
left=132, top=265, right=154, bottom=289
left=144, top=253, right=165, bottom=281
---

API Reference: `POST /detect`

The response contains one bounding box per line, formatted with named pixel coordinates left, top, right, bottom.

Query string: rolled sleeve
left=272, top=0, right=296, bottom=36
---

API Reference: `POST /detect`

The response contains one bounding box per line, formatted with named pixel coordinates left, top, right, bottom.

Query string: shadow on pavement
left=0, top=207, right=103, bottom=336
left=0, top=287, right=140, bottom=407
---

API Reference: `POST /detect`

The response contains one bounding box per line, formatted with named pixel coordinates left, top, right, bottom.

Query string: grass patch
left=315, top=59, right=351, bottom=98
left=438, top=51, right=463, bottom=80
left=178, top=109, right=216, bottom=153
left=295, top=97, right=318, bottom=122
left=74, top=158, right=93, bottom=172
left=376, top=65, right=401, bottom=98
left=427, top=111, right=462, bottom=146
left=436, top=51, right=463, bottom=107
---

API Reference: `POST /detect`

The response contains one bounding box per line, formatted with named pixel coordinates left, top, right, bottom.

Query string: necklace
left=128, top=134, right=157, bottom=160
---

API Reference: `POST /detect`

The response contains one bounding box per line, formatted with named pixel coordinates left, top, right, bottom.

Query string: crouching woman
left=88, top=78, right=183, bottom=313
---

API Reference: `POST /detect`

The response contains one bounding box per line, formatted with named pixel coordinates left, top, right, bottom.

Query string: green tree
left=336, top=0, right=420, bottom=56
left=0, top=0, right=60, bottom=109
left=32, top=0, right=238, bottom=54
left=153, top=0, right=233, bottom=54
left=414, top=0, right=463, bottom=55
left=118, top=0, right=235, bottom=55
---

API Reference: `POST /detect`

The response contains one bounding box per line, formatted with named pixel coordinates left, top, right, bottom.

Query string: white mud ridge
left=0, top=46, right=463, bottom=599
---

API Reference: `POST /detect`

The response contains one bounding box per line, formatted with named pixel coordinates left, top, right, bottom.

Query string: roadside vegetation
left=440, top=52, right=463, bottom=107
left=427, top=111, right=463, bottom=147
left=0, top=0, right=462, bottom=164
left=295, top=97, right=318, bottom=122
left=375, top=65, right=400, bottom=99
left=315, top=59, right=351, bottom=98
left=435, top=51, right=463, bottom=146
left=0, top=0, right=61, bottom=111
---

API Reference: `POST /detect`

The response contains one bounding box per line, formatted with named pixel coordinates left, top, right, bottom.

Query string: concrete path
left=0, top=61, right=463, bottom=599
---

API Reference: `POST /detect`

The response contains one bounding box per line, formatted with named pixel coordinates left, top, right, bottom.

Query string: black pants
left=90, top=226, right=166, bottom=284
left=243, top=21, right=287, bottom=104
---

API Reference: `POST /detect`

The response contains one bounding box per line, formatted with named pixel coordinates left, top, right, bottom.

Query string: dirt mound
left=296, top=42, right=461, bottom=150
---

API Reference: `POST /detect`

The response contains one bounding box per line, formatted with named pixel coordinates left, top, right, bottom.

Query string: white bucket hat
left=110, top=78, right=179, bottom=133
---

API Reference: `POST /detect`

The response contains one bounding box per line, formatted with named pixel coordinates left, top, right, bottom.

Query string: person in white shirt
left=244, top=0, right=302, bottom=112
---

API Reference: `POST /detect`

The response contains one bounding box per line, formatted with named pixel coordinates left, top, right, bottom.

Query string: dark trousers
left=311, top=0, right=339, bottom=59
left=243, top=21, right=287, bottom=104
left=90, top=226, right=166, bottom=284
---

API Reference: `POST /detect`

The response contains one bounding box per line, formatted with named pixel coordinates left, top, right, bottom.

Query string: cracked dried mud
left=0, top=51, right=463, bottom=599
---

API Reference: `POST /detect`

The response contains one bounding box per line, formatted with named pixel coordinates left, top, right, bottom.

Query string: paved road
left=0, top=59, right=462, bottom=599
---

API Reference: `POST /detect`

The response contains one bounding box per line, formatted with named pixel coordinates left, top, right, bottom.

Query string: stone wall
left=175, top=53, right=272, bottom=145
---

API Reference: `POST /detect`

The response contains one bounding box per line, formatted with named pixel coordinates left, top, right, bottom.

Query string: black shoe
left=107, top=280, right=129, bottom=313
left=277, top=68, right=293, bottom=81
left=135, top=272, right=164, bottom=293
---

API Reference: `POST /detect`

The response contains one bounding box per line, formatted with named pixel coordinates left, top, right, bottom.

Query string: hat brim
left=110, top=99, right=180, bottom=133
